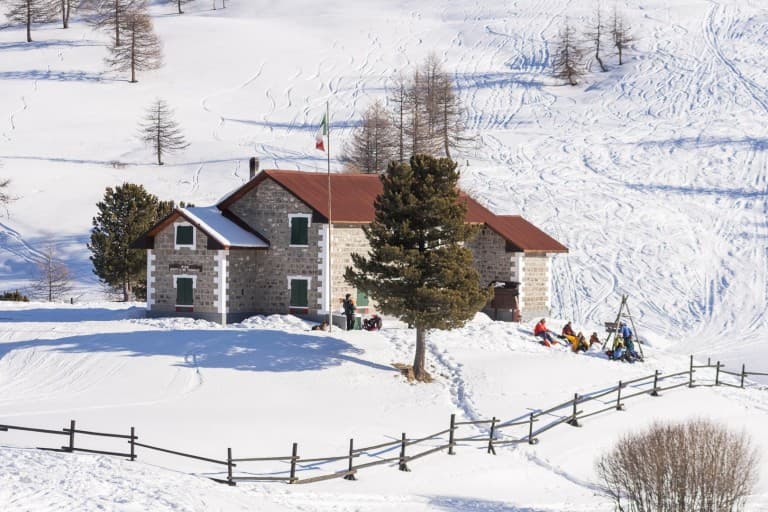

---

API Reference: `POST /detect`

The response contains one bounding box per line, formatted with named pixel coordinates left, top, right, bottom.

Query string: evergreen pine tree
left=88, top=183, right=166, bottom=301
left=139, top=99, right=188, bottom=165
left=345, top=155, right=492, bottom=382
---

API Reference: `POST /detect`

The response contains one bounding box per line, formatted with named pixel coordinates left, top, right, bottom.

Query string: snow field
left=0, top=304, right=767, bottom=510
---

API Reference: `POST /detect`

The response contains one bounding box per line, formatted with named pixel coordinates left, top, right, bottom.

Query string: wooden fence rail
left=0, top=355, right=764, bottom=486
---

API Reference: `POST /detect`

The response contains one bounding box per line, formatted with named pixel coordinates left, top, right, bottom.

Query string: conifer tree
left=388, top=75, right=409, bottom=163
left=7, top=0, right=57, bottom=43
left=611, top=7, right=634, bottom=65
left=345, top=155, right=491, bottom=382
left=32, top=245, right=72, bottom=302
left=84, top=0, right=140, bottom=47
left=170, top=0, right=189, bottom=14
left=344, top=99, right=397, bottom=174
left=104, top=4, right=161, bottom=82
left=586, top=3, right=607, bottom=72
left=552, top=21, right=585, bottom=85
left=139, top=99, right=189, bottom=165
left=89, top=183, right=169, bottom=301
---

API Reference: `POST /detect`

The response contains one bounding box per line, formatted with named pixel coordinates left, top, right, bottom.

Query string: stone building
left=133, top=167, right=567, bottom=324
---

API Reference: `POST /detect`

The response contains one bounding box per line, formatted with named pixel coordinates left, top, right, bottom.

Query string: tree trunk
left=123, top=280, right=130, bottom=302
left=177, top=0, right=183, bottom=14
left=130, top=29, right=136, bottom=83
left=26, top=0, right=32, bottom=42
left=156, top=120, right=162, bottom=165
left=114, top=0, right=120, bottom=47
left=413, top=326, right=430, bottom=382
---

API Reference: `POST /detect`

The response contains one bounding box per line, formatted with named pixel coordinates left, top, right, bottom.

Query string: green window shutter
left=290, top=279, right=308, bottom=308
left=176, top=225, right=194, bottom=245
left=356, top=289, right=369, bottom=307
left=290, top=217, right=309, bottom=245
left=176, top=278, right=194, bottom=306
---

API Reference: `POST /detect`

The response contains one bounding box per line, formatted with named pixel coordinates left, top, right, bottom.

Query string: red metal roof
left=218, top=169, right=568, bottom=253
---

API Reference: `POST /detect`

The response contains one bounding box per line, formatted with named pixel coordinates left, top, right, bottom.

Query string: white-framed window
left=174, top=222, right=195, bottom=250
left=174, top=274, right=197, bottom=308
left=287, top=275, right=311, bottom=309
left=288, top=214, right=311, bottom=247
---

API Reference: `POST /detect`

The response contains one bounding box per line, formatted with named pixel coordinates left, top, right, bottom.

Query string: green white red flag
left=315, top=113, right=327, bottom=152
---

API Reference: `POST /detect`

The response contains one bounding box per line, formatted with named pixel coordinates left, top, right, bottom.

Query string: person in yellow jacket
left=562, top=321, right=589, bottom=352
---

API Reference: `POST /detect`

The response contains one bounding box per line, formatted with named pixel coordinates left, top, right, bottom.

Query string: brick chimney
left=249, top=157, right=260, bottom=179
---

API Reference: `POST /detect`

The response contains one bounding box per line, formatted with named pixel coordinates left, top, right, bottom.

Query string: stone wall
left=229, top=179, right=320, bottom=314
left=465, top=226, right=515, bottom=285
left=330, top=224, right=373, bottom=314
left=227, top=249, right=263, bottom=314
left=521, top=253, right=549, bottom=319
left=150, top=221, right=220, bottom=319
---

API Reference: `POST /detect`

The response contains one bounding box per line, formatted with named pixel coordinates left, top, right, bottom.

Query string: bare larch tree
left=388, top=74, right=409, bottom=163
left=139, top=99, right=189, bottom=165
left=105, top=5, right=161, bottom=82
left=171, top=0, right=189, bottom=14
left=343, top=99, right=397, bottom=174
left=7, top=0, right=57, bottom=42
left=58, top=0, right=74, bottom=28
left=84, top=0, right=140, bottom=47
left=32, top=245, right=72, bottom=302
left=552, top=21, right=585, bottom=86
left=586, top=3, right=607, bottom=72
left=611, top=7, right=634, bottom=65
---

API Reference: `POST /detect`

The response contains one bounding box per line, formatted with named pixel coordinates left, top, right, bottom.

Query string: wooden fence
left=1, top=356, right=765, bottom=486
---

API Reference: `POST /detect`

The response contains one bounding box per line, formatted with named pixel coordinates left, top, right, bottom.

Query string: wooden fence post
left=487, top=417, right=497, bottom=455
left=129, top=427, right=136, bottom=461
left=448, top=414, right=456, bottom=455
left=567, top=394, right=580, bottom=426
left=65, top=420, right=75, bottom=452
left=398, top=433, right=410, bottom=472
left=528, top=413, right=537, bottom=445
left=707, top=357, right=711, bottom=367
left=741, top=364, right=746, bottom=389
left=289, top=442, right=298, bottom=483
left=715, top=361, right=721, bottom=386
left=651, top=370, right=660, bottom=397
left=344, top=438, right=356, bottom=481
left=689, top=355, right=694, bottom=388
left=616, top=381, right=624, bottom=411
left=227, top=447, right=235, bottom=486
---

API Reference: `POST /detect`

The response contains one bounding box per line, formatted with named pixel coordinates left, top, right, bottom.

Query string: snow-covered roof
left=181, top=207, right=268, bottom=249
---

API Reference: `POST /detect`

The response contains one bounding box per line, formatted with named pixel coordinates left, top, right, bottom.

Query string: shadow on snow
left=428, top=496, right=552, bottom=512
left=0, top=328, right=397, bottom=374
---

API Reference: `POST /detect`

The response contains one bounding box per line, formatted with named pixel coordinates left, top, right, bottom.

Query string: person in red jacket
left=534, top=318, right=558, bottom=347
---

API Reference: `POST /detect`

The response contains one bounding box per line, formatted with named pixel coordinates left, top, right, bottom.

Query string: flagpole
left=326, top=101, right=333, bottom=332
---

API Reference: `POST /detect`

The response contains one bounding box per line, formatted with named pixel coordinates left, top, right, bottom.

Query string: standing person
left=534, top=318, right=558, bottom=347
left=619, top=321, right=640, bottom=362
left=343, top=293, right=356, bottom=330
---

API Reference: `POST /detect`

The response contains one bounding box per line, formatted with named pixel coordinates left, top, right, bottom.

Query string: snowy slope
left=2, top=0, right=768, bottom=509
left=0, top=304, right=767, bottom=511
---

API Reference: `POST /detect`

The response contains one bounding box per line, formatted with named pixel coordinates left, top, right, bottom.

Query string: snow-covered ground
left=0, top=304, right=767, bottom=511
left=2, top=0, right=768, bottom=509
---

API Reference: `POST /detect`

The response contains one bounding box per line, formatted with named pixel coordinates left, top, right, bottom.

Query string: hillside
left=1, top=0, right=768, bottom=509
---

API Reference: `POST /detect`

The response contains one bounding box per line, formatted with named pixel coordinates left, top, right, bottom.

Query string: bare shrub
left=596, top=418, right=759, bottom=512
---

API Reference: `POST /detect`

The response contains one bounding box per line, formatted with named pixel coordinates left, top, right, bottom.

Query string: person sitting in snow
left=534, top=318, right=558, bottom=347
left=589, top=332, right=601, bottom=348
left=561, top=321, right=588, bottom=352
left=311, top=320, right=329, bottom=331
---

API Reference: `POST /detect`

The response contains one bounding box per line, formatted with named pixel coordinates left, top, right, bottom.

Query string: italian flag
left=315, top=113, right=327, bottom=152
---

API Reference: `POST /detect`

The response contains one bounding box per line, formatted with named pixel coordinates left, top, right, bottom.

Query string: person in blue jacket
left=619, top=321, right=640, bottom=362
